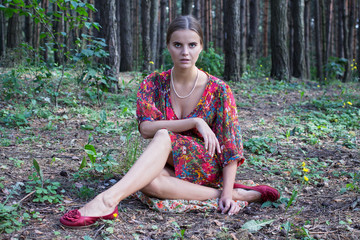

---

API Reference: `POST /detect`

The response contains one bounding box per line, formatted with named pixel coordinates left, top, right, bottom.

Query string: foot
left=233, top=188, right=262, bottom=202
left=233, top=183, right=280, bottom=203
left=60, top=194, right=119, bottom=228
left=78, top=193, right=117, bottom=217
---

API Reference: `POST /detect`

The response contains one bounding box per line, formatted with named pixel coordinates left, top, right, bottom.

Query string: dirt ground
left=0, top=77, right=359, bottom=240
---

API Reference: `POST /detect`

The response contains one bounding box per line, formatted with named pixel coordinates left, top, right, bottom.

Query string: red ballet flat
left=60, top=206, right=119, bottom=228
left=234, top=183, right=280, bottom=203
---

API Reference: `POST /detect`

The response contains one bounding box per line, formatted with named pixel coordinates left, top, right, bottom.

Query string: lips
left=180, top=59, right=190, bottom=63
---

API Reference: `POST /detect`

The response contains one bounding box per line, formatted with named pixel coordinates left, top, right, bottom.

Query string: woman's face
left=167, top=29, right=203, bottom=70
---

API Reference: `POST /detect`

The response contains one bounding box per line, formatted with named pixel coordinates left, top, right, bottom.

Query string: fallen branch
left=17, top=190, right=36, bottom=204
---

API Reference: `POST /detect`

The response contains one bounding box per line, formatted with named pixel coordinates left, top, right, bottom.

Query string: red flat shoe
left=60, top=206, right=119, bottom=229
left=234, top=183, right=280, bottom=203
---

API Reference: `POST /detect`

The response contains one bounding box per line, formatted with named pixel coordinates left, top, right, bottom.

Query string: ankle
left=97, top=193, right=118, bottom=209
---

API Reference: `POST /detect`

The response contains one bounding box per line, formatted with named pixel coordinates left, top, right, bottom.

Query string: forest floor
left=0, top=72, right=359, bottom=240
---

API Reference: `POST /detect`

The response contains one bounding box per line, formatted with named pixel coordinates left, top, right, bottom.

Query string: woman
left=60, top=15, right=279, bottom=228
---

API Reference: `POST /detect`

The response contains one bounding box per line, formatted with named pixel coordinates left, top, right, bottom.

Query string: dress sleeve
left=213, top=83, right=245, bottom=167
left=136, top=72, right=165, bottom=125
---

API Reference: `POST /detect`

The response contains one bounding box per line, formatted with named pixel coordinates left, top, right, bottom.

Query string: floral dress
left=135, top=69, right=248, bottom=212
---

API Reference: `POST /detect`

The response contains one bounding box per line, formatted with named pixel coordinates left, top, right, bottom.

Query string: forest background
left=0, top=0, right=359, bottom=239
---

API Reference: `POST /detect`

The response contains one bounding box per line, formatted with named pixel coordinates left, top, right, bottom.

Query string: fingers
left=220, top=200, right=240, bottom=215
left=205, top=133, right=221, bottom=157
left=220, top=200, right=230, bottom=214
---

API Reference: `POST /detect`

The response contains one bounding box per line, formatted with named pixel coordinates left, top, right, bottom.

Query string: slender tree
left=336, top=0, right=344, bottom=58
left=182, top=0, right=193, bottom=15
left=292, top=0, right=306, bottom=79
left=304, top=0, right=311, bottom=79
left=325, top=0, right=333, bottom=65
left=215, top=0, right=223, bottom=50
left=141, top=0, right=151, bottom=72
left=357, top=0, right=360, bottom=79
left=342, top=0, right=356, bottom=82
left=270, top=0, right=289, bottom=81
left=193, top=0, right=200, bottom=19
left=150, top=0, right=159, bottom=70
left=223, top=0, right=241, bottom=81
left=6, top=12, right=21, bottom=49
left=0, top=0, right=5, bottom=57
left=158, top=0, right=167, bottom=68
left=262, top=0, right=269, bottom=57
left=239, top=0, right=246, bottom=74
left=120, top=0, right=133, bottom=71
left=247, top=0, right=258, bottom=67
left=314, top=0, right=323, bottom=81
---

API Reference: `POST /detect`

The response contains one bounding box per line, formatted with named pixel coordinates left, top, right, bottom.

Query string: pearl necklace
left=171, top=67, right=199, bottom=99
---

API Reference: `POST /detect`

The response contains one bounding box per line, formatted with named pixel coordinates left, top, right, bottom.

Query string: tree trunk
left=270, top=0, right=289, bottom=81
left=120, top=0, right=133, bottom=71
left=342, top=0, right=355, bottom=82
left=223, top=0, right=241, bottom=81
left=107, top=0, right=120, bottom=77
left=325, top=0, right=333, bottom=66
left=336, top=0, right=344, bottom=58
left=247, top=0, right=258, bottom=67
left=193, top=0, right=200, bottom=19
left=182, top=0, right=193, bottom=15
left=215, top=0, right=223, bottom=50
left=357, top=0, right=360, bottom=80
left=314, top=0, right=323, bottom=81
left=158, top=0, right=167, bottom=68
left=304, top=0, right=311, bottom=79
left=132, top=2, right=140, bottom=70
left=7, top=13, right=21, bottom=49
left=141, top=0, right=151, bottom=73
left=292, top=0, right=306, bottom=79
left=150, top=0, right=159, bottom=70
left=53, top=3, right=64, bottom=65
left=262, top=0, right=269, bottom=57
left=0, top=0, right=5, bottom=57
left=239, top=0, right=246, bottom=74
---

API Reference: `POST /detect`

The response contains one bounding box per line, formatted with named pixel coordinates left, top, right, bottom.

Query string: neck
left=172, top=66, right=198, bottom=84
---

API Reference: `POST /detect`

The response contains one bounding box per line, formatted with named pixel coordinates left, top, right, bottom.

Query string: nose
left=181, top=46, right=189, bottom=55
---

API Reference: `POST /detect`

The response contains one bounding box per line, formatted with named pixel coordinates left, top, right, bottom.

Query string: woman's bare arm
left=139, top=118, right=198, bottom=139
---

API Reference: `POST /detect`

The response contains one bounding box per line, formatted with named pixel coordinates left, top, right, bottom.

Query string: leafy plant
left=0, top=182, right=30, bottom=234
left=24, top=159, right=63, bottom=204
left=79, top=143, right=119, bottom=174
left=243, top=137, right=276, bottom=155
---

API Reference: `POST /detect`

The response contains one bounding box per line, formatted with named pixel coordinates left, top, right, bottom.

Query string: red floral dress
left=136, top=69, right=245, bottom=188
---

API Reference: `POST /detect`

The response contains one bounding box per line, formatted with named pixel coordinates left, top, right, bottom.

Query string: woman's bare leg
left=78, top=129, right=173, bottom=217
left=141, top=167, right=261, bottom=202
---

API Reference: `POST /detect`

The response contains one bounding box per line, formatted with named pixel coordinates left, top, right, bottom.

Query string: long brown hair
left=166, top=15, right=203, bottom=45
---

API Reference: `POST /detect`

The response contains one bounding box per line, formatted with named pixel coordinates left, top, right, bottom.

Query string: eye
left=174, top=42, right=181, bottom=48
left=189, top=43, right=197, bottom=48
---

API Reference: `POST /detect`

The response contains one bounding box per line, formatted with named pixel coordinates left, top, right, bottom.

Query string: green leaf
left=32, top=159, right=43, bottom=182
left=79, top=156, right=87, bottom=169
left=241, top=219, right=275, bottom=233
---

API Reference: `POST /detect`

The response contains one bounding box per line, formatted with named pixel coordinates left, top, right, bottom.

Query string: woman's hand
left=219, top=195, right=241, bottom=215
left=194, top=118, right=221, bottom=157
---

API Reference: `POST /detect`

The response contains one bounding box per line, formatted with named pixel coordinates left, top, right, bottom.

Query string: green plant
left=244, top=137, right=276, bottom=155
left=0, top=182, right=30, bottom=234
left=24, top=159, right=63, bottom=204
left=9, top=157, right=24, bottom=168
left=345, top=171, right=360, bottom=193
left=324, top=57, right=347, bottom=82
left=79, top=142, right=119, bottom=174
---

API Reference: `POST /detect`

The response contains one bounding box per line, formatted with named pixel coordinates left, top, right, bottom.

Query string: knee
left=153, top=129, right=171, bottom=151
left=141, top=174, right=166, bottom=198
